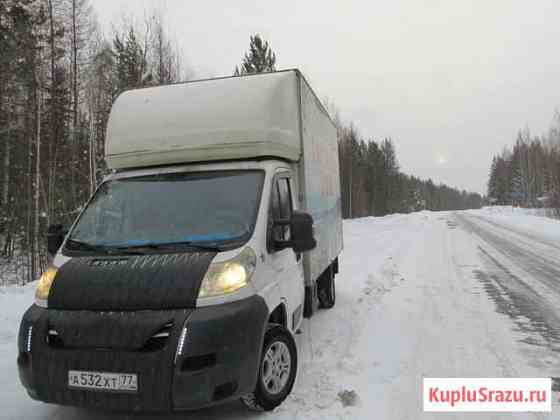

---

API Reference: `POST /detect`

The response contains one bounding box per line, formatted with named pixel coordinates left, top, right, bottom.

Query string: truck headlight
left=198, top=247, right=256, bottom=298
left=35, top=265, right=58, bottom=308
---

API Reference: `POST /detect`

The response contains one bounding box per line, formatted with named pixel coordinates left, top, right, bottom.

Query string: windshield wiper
left=111, top=241, right=222, bottom=253
left=66, top=239, right=151, bottom=255
left=65, top=239, right=109, bottom=253
left=179, top=241, right=222, bottom=252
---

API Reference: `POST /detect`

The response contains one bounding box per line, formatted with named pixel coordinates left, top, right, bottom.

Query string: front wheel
left=241, top=324, right=297, bottom=411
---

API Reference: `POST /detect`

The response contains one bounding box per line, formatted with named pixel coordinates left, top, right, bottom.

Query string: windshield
left=65, top=170, right=264, bottom=252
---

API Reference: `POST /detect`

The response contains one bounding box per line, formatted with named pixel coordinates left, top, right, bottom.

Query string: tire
left=318, top=266, right=336, bottom=309
left=241, top=324, right=298, bottom=412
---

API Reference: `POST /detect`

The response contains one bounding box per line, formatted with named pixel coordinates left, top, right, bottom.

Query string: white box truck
left=17, top=69, right=343, bottom=412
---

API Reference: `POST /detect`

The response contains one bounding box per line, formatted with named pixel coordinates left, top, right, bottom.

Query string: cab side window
left=270, top=176, right=293, bottom=242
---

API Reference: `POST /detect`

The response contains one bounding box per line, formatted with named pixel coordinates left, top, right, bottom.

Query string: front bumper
left=17, top=296, right=268, bottom=411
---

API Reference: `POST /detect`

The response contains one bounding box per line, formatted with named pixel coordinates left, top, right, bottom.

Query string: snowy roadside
left=471, top=206, right=560, bottom=243
left=0, top=212, right=558, bottom=419
left=0, top=282, right=36, bottom=343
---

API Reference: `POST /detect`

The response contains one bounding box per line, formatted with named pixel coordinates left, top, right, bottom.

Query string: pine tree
left=510, top=154, right=524, bottom=205
left=380, top=138, right=399, bottom=214
left=113, top=27, right=147, bottom=94
left=86, top=41, right=115, bottom=188
left=487, top=156, right=498, bottom=201
left=234, top=34, right=276, bottom=75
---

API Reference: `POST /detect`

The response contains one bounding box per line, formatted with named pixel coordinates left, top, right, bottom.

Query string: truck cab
left=17, top=70, right=342, bottom=412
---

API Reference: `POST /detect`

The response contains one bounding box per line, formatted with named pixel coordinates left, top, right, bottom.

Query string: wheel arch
left=268, top=302, right=288, bottom=328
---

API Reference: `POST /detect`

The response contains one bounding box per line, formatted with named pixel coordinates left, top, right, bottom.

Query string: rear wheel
left=318, top=266, right=336, bottom=309
left=241, top=324, right=297, bottom=411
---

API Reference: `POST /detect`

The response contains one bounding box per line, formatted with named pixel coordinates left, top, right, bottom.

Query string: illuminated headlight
left=35, top=265, right=58, bottom=308
left=198, top=247, right=256, bottom=298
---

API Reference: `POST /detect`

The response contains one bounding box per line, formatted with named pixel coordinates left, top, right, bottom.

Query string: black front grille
left=46, top=310, right=179, bottom=351
left=31, top=309, right=190, bottom=411
left=46, top=320, right=175, bottom=352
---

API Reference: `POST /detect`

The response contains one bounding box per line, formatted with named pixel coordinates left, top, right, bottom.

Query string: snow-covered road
left=1, top=209, right=559, bottom=419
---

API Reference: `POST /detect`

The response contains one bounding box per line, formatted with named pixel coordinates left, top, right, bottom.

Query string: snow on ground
left=1, top=210, right=559, bottom=419
left=481, top=205, right=557, bottom=218
left=470, top=206, right=560, bottom=243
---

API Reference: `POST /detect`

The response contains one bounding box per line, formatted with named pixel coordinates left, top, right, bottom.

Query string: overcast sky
left=93, top=0, right=560, bottom=194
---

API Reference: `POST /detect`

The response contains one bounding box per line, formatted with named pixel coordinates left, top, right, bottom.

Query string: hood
left=48, top=252, right=216, bottom=311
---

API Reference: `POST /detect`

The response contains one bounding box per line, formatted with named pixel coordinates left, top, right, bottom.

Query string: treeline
left=337, top=124, right=483, bottom=218
left=488, top=112, right=560, bottom=210
left=0, top=0, right=183, bottom=282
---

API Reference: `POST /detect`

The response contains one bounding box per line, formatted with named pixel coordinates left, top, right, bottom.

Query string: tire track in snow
left=470, top=214, right=560, bottom=252
left=456, top=213, right=560, bottom=296
left=456, top=213, right=560, bottom=382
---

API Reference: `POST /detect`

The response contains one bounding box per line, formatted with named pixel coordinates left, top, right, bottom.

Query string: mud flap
left=303, top=283, right=318, bottom=318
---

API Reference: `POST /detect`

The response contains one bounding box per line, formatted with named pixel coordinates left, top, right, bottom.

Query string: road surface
left=1, top=208, right=558, bottom=419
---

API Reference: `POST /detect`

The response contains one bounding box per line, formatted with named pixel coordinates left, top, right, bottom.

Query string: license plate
left=68, top=370, right=138, bottom=392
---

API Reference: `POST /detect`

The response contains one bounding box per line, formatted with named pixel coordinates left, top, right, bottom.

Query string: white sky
left=93, top=0, right=560, bottom=194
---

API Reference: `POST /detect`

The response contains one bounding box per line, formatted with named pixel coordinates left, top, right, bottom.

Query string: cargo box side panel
left=299, top=78, right=343, bottom=285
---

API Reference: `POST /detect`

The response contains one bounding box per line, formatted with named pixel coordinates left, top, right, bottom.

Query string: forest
left=0, top=0, right=482, bottom=284
left=487, top=112, right=560, bottom=213
left=336, top=124, right=483, bottom=219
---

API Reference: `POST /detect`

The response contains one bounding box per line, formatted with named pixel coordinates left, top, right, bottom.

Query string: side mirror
left=47, top=224, right=66, bottom=256
left=289, top=211, right=316, bottom=253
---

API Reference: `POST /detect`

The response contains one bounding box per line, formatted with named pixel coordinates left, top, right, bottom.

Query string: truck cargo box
left=105, top=71, right=302, bottom=169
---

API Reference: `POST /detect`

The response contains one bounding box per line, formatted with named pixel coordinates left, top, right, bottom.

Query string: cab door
left=267, top=172, right=305, bottom=332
